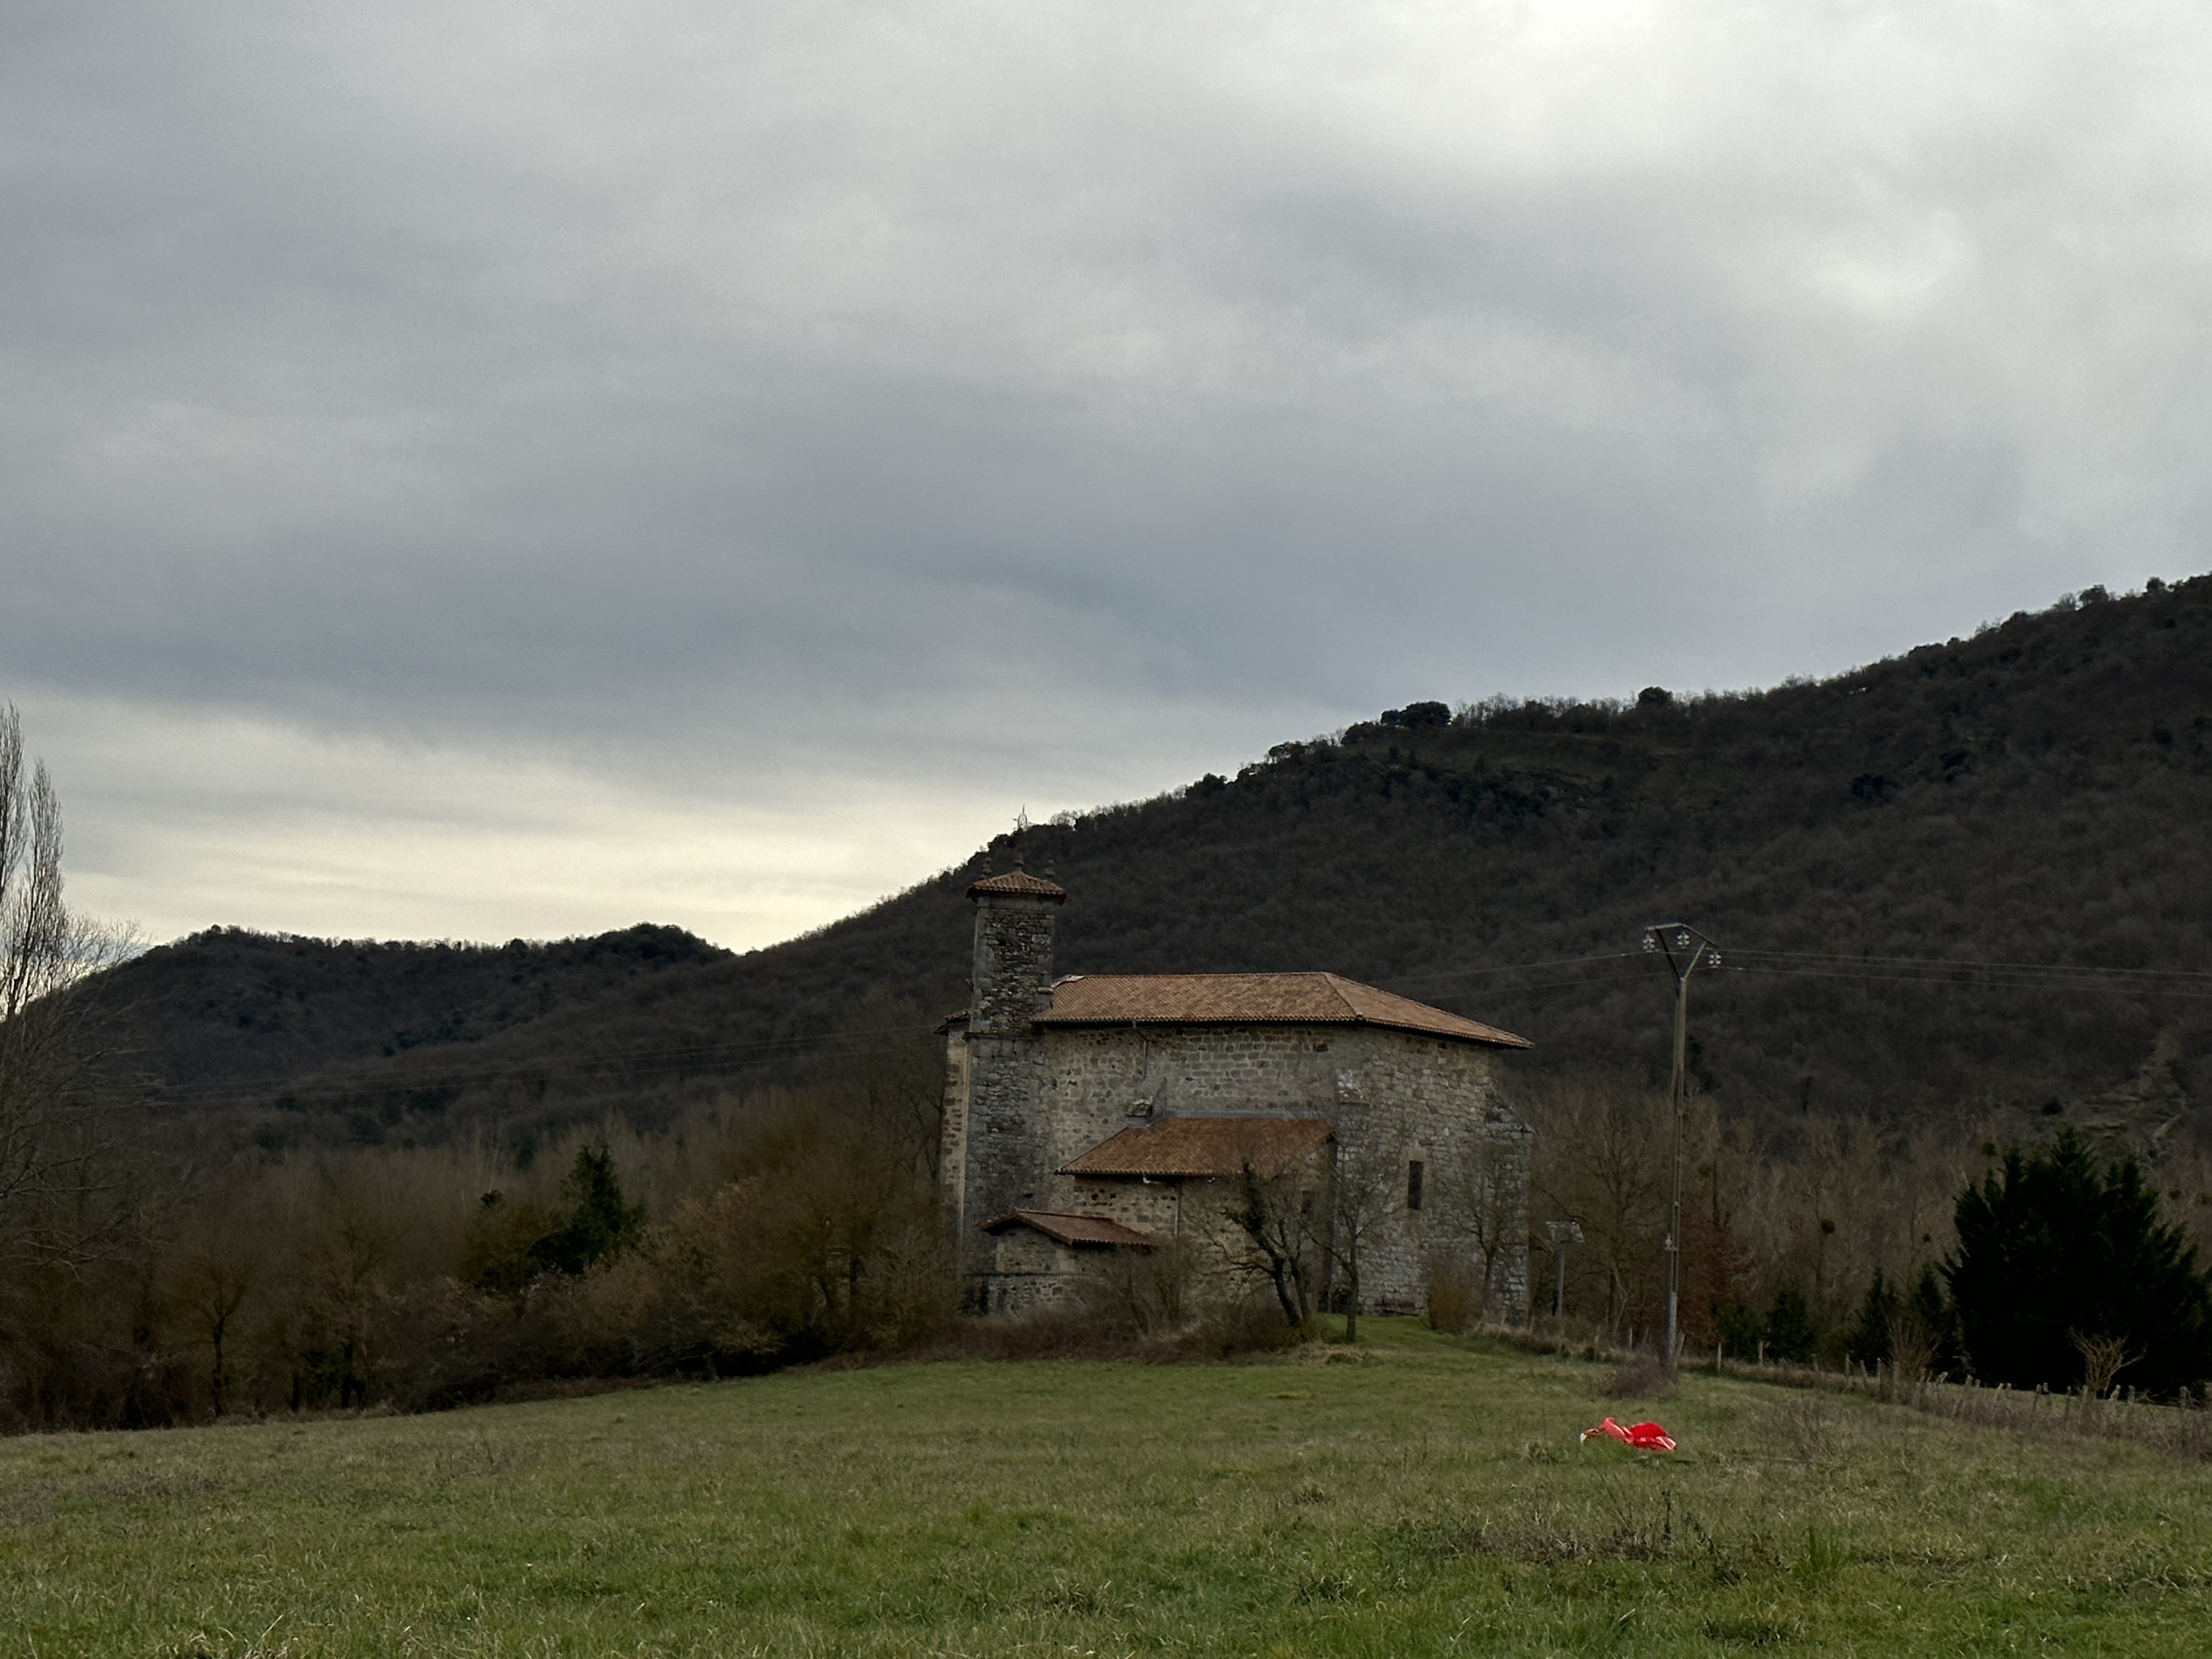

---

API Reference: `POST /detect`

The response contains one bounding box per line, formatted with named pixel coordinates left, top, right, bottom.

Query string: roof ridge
left=966, top=869, right=1068, bottom=901
left=1054, top=969, right=1334, bottom=980
left=1318, top=970, right=1361, bottom=1019
left=1034, top=969, right=1531, bottom=1048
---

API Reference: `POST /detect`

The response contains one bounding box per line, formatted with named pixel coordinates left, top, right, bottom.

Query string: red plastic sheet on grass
left=1579, top=1416, right=1677, bottom=1452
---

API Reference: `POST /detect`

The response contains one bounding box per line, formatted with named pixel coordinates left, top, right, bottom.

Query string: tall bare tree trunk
left=0, top=704, right=132, bottom=1282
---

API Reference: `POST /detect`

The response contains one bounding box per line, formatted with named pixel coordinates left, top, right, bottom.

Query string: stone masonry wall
left=951, top=891, right=1058, bottom=1301
left=1033, top=1025, right=1346, bottom=1178
left=978, top=1227, right=1081, bottom=1317
left=969, top=896, right=1057, bottom=1036
left=1062, top=1148, right=1333, bottom=1310
left=1325, top=1028, right=1531, bottom=1317
left=938, top=1029, right=973, bottom=1221
left=1019, top=1023, right=1531, bottom=1320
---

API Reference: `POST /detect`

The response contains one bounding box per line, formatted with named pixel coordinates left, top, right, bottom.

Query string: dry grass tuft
left=1599, top=1352, right=1674, bottom=1399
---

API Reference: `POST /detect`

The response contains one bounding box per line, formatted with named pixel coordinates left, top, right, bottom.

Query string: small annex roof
left=966, top=868, right=1068, bottom=902
left=1036, top=972, right=1530, bottom=1049
left=978, top=1208, right=1158, bottom=1248
left=1062, top=1114, right=1334, bottom=1181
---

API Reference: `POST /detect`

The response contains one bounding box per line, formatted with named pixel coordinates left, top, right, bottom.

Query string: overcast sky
left=6, top=1, right=2207, bottom=949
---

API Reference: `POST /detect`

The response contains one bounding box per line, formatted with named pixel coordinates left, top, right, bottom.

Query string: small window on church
left=1406, top=1160, right=1425, bottom=1211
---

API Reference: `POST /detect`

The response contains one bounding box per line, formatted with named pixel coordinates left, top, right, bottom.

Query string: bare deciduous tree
left=1230, top=1159, right=1324, bottom=1330
left=1325, top=1133, right=1404, bottom=1344
left=0, top=705, right=133, bottom=1284
left=1435, top=1119, right=1528, bottom=1318
left=168, top=1223, right=264, bottom=1416
left=1526, top=1079, right=1666, bottom=1339
left=822, top=988, right=944, bottom=1166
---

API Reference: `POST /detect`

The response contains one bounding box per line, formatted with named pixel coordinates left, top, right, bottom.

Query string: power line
left=1383, top=951, right=1640, bottom=988
left=1727, top=945, right=2212, bottom=982
left=140, top=961, right=1652, bottom=1111
left=1437, top=969, right=1663, bottom=997
left=140, top=1025, right=938, bottom=1113
left=126, top=939, right=2212, bottom=1118
left=1720, top=961, right=2212, bottom=1001
left=137, top=1021, right=936, bottom=1101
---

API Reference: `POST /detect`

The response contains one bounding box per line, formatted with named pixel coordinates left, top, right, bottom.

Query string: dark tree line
left=1678, top=1127, right=2212, bottom=1398
left=1946, top=1129, right=2212, bottom=1397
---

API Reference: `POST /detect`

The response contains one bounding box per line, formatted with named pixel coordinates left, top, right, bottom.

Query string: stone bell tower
left=941, top=860, right=1065, bottom=1299
left=966, top=866, right=1065, bottom=1036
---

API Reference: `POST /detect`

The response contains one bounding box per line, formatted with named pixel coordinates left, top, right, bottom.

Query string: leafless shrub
left=1070, top=1237, right=1195, bottom=1338
left=2071, top=1330, right=2139, bottom=1402
left=1424, top=1255, right=1483, bottom=1334
left=1756, top=1393, right=1842, bottom=1463
left=825, top=1289, right=1302, bottom=1369
left=1167, top=1295, right=1306, bottom=1359
left=1878, top=1310, right=1940, bottom=1403
left=1600, top=1351, right=1674, bottom=1400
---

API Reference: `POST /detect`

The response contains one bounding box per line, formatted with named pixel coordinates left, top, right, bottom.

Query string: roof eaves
left=978, top=1208, right=1158, bottom=1249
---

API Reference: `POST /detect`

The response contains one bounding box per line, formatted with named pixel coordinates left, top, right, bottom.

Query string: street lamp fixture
left=1544, top=1218, right=1584, bottom=1319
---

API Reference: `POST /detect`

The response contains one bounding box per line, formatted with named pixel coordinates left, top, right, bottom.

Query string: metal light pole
left=1545, top=1218, right=1583, bottom=1318
left=1642, top=923, right=1718, bottom=1372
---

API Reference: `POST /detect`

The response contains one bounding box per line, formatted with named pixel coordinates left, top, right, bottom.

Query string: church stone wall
left=958, top=1032, right=1053, bottom=1297
left=938, top=1029, right=973, bottom=1220
left=1014, top=1023, right=1530, bottom=1319
left=1033, top=1025, right=1344, bottom=1178
left=979, top=1227, right=1082, bottom=1317
left=1325, top=1028, right=1532, bottom=1316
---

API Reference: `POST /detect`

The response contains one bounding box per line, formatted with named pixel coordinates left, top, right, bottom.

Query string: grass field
left=4, top=1320, right=2210, bottom=1657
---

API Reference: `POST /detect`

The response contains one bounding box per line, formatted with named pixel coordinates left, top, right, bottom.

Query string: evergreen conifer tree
left=1904, top=1262, right=1958, bottom=1373
left=1844, top=1268, right=1898, bottom=1369
left=1764, top=1284, right=1816, bottom=1363
left=529, top=1144, right=646, bottom=1277
left=1946, top=1128, right=2212, bottom=1397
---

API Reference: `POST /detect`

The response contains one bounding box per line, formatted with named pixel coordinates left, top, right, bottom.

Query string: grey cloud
left=4, top=1, right=2210, bottom=935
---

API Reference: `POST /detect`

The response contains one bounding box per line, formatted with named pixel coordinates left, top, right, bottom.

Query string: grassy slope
left=4, top=1323, right=2209, bottom=1657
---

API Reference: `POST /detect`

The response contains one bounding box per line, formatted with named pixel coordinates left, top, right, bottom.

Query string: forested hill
left=91, top=574, right=2212, bottom=1153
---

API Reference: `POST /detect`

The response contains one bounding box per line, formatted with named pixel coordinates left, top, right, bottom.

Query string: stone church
left=938, top=864, right=1535, bottom=1321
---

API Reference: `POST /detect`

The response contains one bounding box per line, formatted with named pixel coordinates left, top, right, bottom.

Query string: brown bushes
left=1424, top=1256, right=1485, bottom=1335
left=1599, top=1352, right=1674, bottom=1400
left=0, top=1086, right=969, bottom=1431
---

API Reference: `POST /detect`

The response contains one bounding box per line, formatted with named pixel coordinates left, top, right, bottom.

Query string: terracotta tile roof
left=978, top=1208, right=1158, bottom=1248
left=1038, top=972, right=1530, bottom=1048
left=966, top=870, right=1068, bottom=901
left=1062, top=1114, right=1335, bottom=1180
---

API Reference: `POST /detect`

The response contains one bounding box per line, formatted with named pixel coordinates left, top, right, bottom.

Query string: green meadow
left=3, top=1321, right=2209, bottom=1657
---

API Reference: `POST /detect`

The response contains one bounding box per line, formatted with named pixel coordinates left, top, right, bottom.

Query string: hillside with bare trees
left=87, top=573, right=2212, bottom=1160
